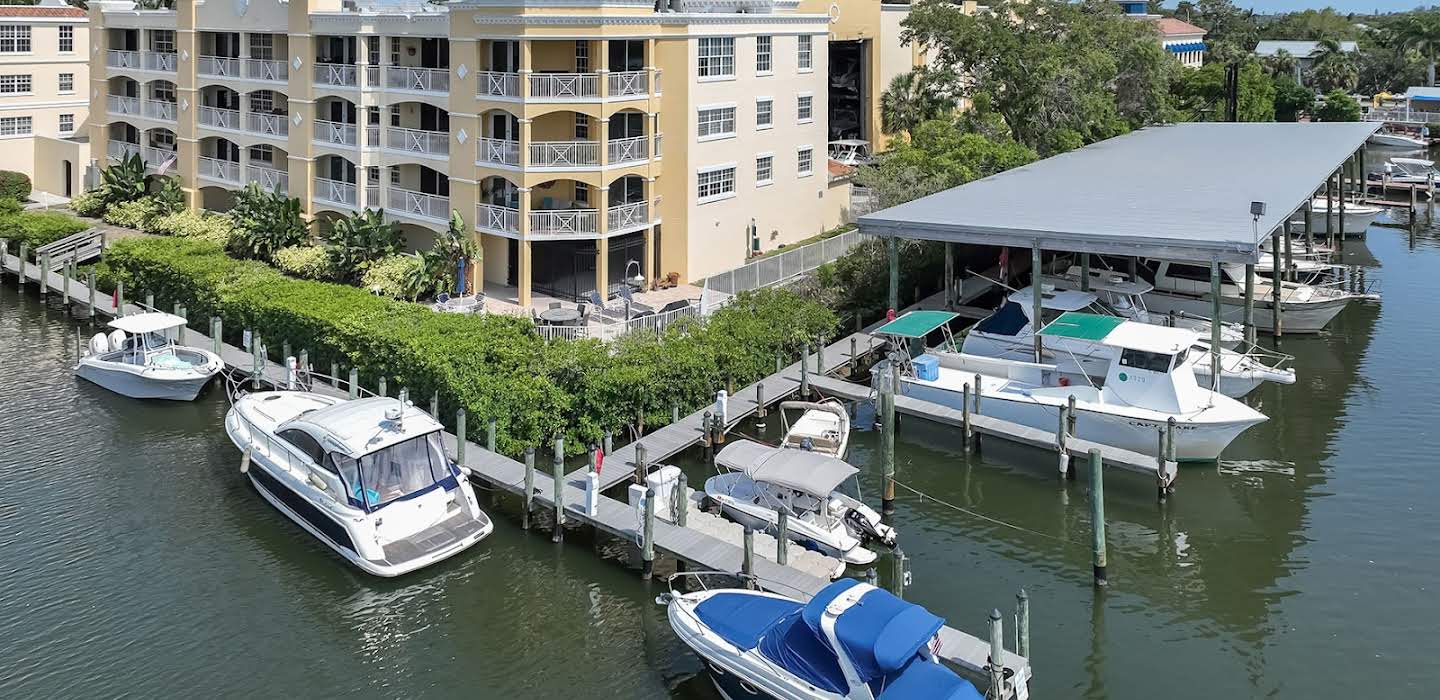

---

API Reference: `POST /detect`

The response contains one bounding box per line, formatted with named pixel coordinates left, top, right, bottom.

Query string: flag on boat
left=155, top=154, right=177, bottom=177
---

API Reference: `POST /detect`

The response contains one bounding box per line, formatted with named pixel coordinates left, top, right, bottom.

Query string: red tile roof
left=1154, top=17, right=1205, bottom=36
left=828, top=160, right=857, bottom=179
left=0, top=6, right=87, bottom=19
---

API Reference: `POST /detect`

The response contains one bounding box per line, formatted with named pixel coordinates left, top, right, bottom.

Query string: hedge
left=0, top=170, right=30, bottom=202
left=101, top=237, right=837, bottom=454
left=0, top=210, right=88, bottom=254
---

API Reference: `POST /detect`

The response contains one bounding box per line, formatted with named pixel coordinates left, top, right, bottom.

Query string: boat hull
left=1303, top=207, right=1381, bottom=237
left=668, top=595, right=845, bottom=700
left=1141, top=291, right=1350, bottom=334
left=1368, top=133, right=1428, bottom=148
left=75, top=362, right=215, bottom=400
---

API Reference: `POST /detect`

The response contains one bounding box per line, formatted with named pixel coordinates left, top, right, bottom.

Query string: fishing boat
left=1375, top=156, right=1440, bottom=185
left=962, top=288, right=1294, bottom=397
left=704, top=440, right=896, bottom=566
left=1301, top=197, right=1381, bottom=236
left=664, top=576, right=984, bottom=700
left=778, top=400, right=850, bottom=458
left=1137, top=259, right=1360, bottom=334
left=74, top=312, right=223, bottom=400
left=1367, top=130, right=1428, bottom=149
left=225, top=393, right=493, bottom=577
left=1040, top=268, right=1245, bottom=346
left=876, top=311, right=1268, bottom=461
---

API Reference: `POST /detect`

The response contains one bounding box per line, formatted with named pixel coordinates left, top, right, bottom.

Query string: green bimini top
left=1037, top=312, right=1125, bottom=342
left=873, top=310, right=960, bottom=339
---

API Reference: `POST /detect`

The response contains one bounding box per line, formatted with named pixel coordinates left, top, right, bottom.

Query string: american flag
left=595, top=447, right=604, bottom=475
left=928, top=633, right=943, bottom=658
left=998, top=247, right=1010, bottom=284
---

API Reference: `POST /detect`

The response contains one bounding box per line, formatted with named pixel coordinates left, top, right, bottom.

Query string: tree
left=1359, top=24, right=1426, bottom=94
left=879, top=67, right=956, bottom=137
left=1396, top=10, right=1440, bottom=87
left=323, top=207, right=403, bottom=280
left=1184, top=0, right=1259, bottom=64
left=228, top=183, right=306, bottom=262
left=1310, top=38, right=1359, bottom=93
left=853, top=118, right=1038, bottom=210
left=1261, top=49, right=1298, bottom=80
left=1272, top=75, right=1313, bottom=121
left=1258, top=9, right=1359, bottom=42
left=1170, top=60, right=1275, bottom=122
left=1313, top=89, right=1362, bottom=122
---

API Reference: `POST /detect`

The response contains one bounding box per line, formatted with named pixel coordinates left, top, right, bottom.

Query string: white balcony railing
left=365, top=125, right=381, bottom=148
left=607, top=71, right=648, bottom=97
left=607, top=200, right=650, bottom=233
left=529, top=73, right=600, bottom=99
left=142, top=146, right=176, bottom=168
left=106, top=50, right=139, bottom=69
left=607, top=135, right=649, bottom=165
left=199, top=106, right=240, bottom=131
left=244, top=58, right=289, bottom=82
left=530, top=209, right=598, bottom=236
left=315, top=177, right=358, bottom=207
left=246, top=164, right=289, bottom=194
left=198, top=55, right=241, bottom=78
left=530, top=140, right=598, bottom=168
left=654, top=69, right=662, bottom=95
left=106, top=94, right=140, bottom=116
left=477, top=71, right=520, bottom=98
left=107, top=141, right=140, bottom=162
left=385, top=65, right=449, bottom=93
left=314, top=119, right=358, bottom=147
left=144, top=100, right=177, bottom=121
left=386, top=126, right=448, bottom=156
left=364, top=185, right=380, bottom=208
left=476, top=203, right=519, bottom=234
left=198, top=156, right=241, bottom=184
left=477, top=137, right=519, bottom=166
left=143, top=51, right=177, bottom=72
left=654, top=132, right=663, bottom=158
left=365, top=65, right=381, bottom=87
left=314, top=62, right=359, bottom=88
left=246, top=112, right=289, bottom=137
left=387, top=187, right=449, bottom=222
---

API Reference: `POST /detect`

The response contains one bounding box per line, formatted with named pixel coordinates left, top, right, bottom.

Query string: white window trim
left=697, top=162, right=738, bottom=205
left=797, top=144, right=814, bottom=178
left=697, top=102, right=737, bottom=143
left=797, top=91, right=814, bottom=125
left=698, top=36, right=736, bottom=82
left=58, top=25, right=74, bottom=55
left=756, top=35, right=773, bottom=77
left=797, top=35, right=814, bottom=73
left=755, top=96, right=773, bottom=131
left=755, top=151, right=774, bottom=187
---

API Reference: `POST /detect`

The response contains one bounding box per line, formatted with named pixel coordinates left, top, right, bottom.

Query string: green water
left=1, top=201, right=1436, bottom=698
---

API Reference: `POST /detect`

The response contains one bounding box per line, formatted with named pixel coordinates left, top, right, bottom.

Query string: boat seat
left=695, top=592, right=802, bottom=651
left=877, top=658, right=982, bottom=700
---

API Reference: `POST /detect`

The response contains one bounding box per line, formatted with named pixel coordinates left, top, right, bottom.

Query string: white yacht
left=75, top=312, right=223, bottom=401
left=878, top=311, right=1268, bottom=461
left=704, top=440, right=896, bottom=566
left=1300, top=197, right=1381, bottom=236
left=1376, top=156, right=1440, bottom=185
left=962, top=288, right=1293, bottom=397
left=225, top=392, right=493, bottom=577
left=1367, top=130, right=1428, bottom=148
left=1042, top=268, right=1245, bottom=346
left=778, top=400, right=850, bottom=458
left=1137, top=259, right=1360, bottom=334
left=664, top=576, right=985, bottom=700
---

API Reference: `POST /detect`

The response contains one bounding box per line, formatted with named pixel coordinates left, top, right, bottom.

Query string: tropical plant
left=1396, top=10, right=1440, bottom=87
left=853, top=118, right=1037, bottom=210
left=1309, top=38, right=1359, bottom=93
left=1313, top=89, right=1362, bottom=122
left=147, top=209, right=235, bottom=245
left=99, top=153, right=148, bottom=206
left=323, top=208, right=403, bottom=280
left=103, top=197, right=159, bottom=229
left=1272, top=75, right=1314, bottom=121
left=227, top=182, right=306, bottom=262
left=879, top=67, right=957, bottom=136
left=1262, top=49, right=1298, bottom=79
left=69, top=189, right=105, bottom=217
left=150, top=175, right=185, bottom=217
left=274, top=245, right=340, bottom=281
left=361, top=253, right=421, bottom=299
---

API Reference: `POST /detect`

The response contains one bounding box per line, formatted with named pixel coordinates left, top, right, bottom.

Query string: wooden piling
left=671, top=401, right=680, bottom=424
left=700, top=410, right=713, bottom=455
left=988, top=609, right=1006, bottom=696
left=1243, top=263, right=1256, bottom=347
left=38, top=253, right=48, bottom=297
left=886, top=236, right=899, bottom=313
left=552, top=436, right=565, bottom=543
left=1209, top=261, right=1222, bottom=391
left=815, top=335, right=824, bottom=374
left=522, top=447, right=535, bottom=530
left=889, top=547, right=908, bottom=598
left=1031, top=242, right=1043, bottom=362
left=1088, top=447, right=1109, bottom=587
left=776, top=508, right=789, bottom=566
left=115, top=280, right=124, bottom=315
left=378, top=375, right=387, bottom=397
left=1271, top=228, right=1283, bottom=337
left=487, top=417, right=497, bottom=453
left=212, top=317, right=223, bottom=355
left=754, top=383, right=766, bottom=430
left=742, top=525, right=755, bottom=578
left=641, top=487, right=656, bottom=580
left=282, top=341, right=291, bottom=366
left=961, top=383, right=972, bottom=454
left=145, top=291, right=155, bottom=310
left=86, top=269, right=96, bottom=317
left=603, top=430, right=613, bottom=456
left=676, top=472, right=689, bottom=528
left=800, top=347, right=810, bottom=398
left=250, top=332, right=262, bottom=389
left=849, top=336, right=858, bottom=372
left=881, top=359, right=897, bottom=517
left=430, top=392, right=439, bottom=418
left=61, top=262, right=70, bottom=311
left=1057, top=402, right=1071, bottom=480
left=16, top=242, right=26, bottom=289
left=635, top=442, right=648, bottom=485
left=455, top=408, right=467, bottom=469
left=347, top=368, right=359, bottom=399
left=1016, top=589, right=1030, bottom=659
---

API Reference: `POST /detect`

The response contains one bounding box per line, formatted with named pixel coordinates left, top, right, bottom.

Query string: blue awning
left=1166, top=42, right=1207, bottom=53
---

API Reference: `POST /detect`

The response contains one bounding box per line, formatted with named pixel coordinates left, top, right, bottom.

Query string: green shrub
left=103, top=197, right=158, bottom=230
left=0, top=210, right=88, bottom=252
left=148, top=209, right=235, bottom=245
left=274, top=245, right=339, bottom=281
left=324, top=208, right=403, bottom=281
left=0, top=170, right=31, bottom=201
left=0, top=197, right=21, bottom=216
left=228, top=183, right=307, bottom=262
left=70, top=190, right=106, bottom=218
left=101, top=236, right=838, bottom=454
left=360, top=253, right=418, bottom=299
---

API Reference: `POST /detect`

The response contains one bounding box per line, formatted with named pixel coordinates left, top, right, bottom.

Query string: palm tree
left=1263, top=49, right=1298, bottom=81
left=879, top=68, right=956, bottom=137
left=1396, top=11, right=1440, bottom=87
left=1310, top=38, right=1359, bottom=94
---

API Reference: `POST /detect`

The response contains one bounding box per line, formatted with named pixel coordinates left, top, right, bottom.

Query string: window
left=249, top=34, right=274, bottom=60
left=1119, top=348, right=1175, bottom=373
left=756, top=36, right=772, bottom=74
left=698, top=106, right=736, bottom=140
left=797, top=35, right=812, bottom=71
left=574, top=183, right=589, bottom=205
left=574, top=41, right=589, bottom=72
left=152, top=82, right=175, bottom=103
left=249, top=90, right=274, bottom=114
left=797, top=146, right=813, bottom=177
left=58, top=25, right=74, bottom=53
left=756, top=154, right=773, bottom=187
left=59, top=114, right=73, bottom=134
left=58, top=73, right=73, bottom=93
left=149, top=129, right=175, bottom=150
left=389, top=165, right=400, bottom=185
left=0, top=26, right=31, bottom=54
left=697, top=165, right=736, bottom=202
left=0, top=75, right=32, bottom=94
left=152, top=30, right=176, bottom=54
left=574, top=113, right=589, bottom=139
left=249, top=144, right=274, bottom=164
left=0, top=117, right=32, bottom=136
left=278, top=429, right=326, bottom=465
left=756, top=98, right=772, bottom=129
left=797, top=95, right=813, bottom=123
left=698, top=37, right=735, bottom=79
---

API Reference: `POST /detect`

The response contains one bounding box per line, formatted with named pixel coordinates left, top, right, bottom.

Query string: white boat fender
left=714, top=390, right=728, bottom=427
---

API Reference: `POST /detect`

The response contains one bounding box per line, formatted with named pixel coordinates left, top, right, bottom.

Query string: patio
left=451, top=281, right=732, bottom=340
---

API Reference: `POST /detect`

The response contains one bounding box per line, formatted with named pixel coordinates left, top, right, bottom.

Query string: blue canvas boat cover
left=803, top=580, right=944, bottom=680
left=695, top=592, right=801, bottom=651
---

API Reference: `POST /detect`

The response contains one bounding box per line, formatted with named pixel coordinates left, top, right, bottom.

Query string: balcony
left=314, top=63, right=359, bottom=89
left=106, top=50, right=178, bottom=73
left=314, top=177, right=358, bottom=209
left=477, top=71, right=519, bottom=99
left=198, top=106, right=240, bottom=131
left=314, top=120, right=358, bottom=147
left=142, top=146, right=176, bottom=167
left=144, top=52, right=178, bottom=73
left=476, top=203, right=519, bottom=234
left=607, top=135, right=648, bottom=165
left=387, top=187, right=449, bottom=223
left=530, top=141, right=598, bottom=168
left=385, top=66, right=449, bottom=93
left=198, top=156, right=241, bottom=185
left=197, top=56, right=242, bottom=79
left=386, top=126, right=448, bottom=157
left=245, top=112, right=289, bottom=138
left=144, top=100, right=177, bottom=122
left=529, top=73, right=599, bottom=100
left=477, top=137, right=519, bottom=166
left=246, top=164, right=289, bottom=194
left=607, top=200, right=650, bottom=233
left=244, top=59, right=289, bottom=83
left=106, top=94, right=140, bottom=117
left=106, top=50, right=139, bottom=70
left=107, top=141, right=140, bottom=161
left=607, top=71, right=648, bottom=98
left=530, top=208, right=598, bottom=236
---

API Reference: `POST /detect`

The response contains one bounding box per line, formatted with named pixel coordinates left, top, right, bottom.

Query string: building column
left=598, top=116, right=609, bottom=168
left=596, top=182, right=610, bottom=298
left=518, top=185, right=533, bottom=306
left=519, top=39, right=532, bottom=100
left=597, top=39, right=610, bottom=100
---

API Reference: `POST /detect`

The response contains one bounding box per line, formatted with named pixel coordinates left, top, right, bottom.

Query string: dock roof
left=858, top=123, right=1379, bottom=264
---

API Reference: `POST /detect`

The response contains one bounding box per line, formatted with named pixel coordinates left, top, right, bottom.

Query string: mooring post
left=886, top=236, right=899, bottom=313
left=776, top=508, right=790, bottom=566
left=212, top=317, right=223, bottom=355
left=1031, top=241, right=1043, bottom=362
left=87, top=269, right=96, bottom=317
left=330, top=362, right=339, bottom=387
left=282, top=340, right=292, bottom=367
left=455, top=408, right=467, bottom=469
left=16, top=242, right=26, bottom=289
left=296, top=349, right=307, bottom=377
left=700, top=410, right=713, bottom=457
left=1155, top=428, right=1169, bottom=503
left=1243, top=263, right=1256, bottom=347
left=816, top=335, right=825, bottom=374
left=1165, top=417, right=1177, bottom=498
left=61, top=261, right=70, bottom=308
left=1304, top=200, right=1314, bottom=254
left=347, top=368, right=359, bottom=399
left=285, top=356, right=297, bottom=390
left=882, top=359, right=897, bottom=517
left=800, top=346, right=810, bottom=398
left=1283, top=219, right=1295, bottom=283
left=38, top=253, right=48, bottom=297
left=742, top=525, right=755, bottom=579
left=642, top=486, right=656, bottom=580
left=1057, top=402, right=1071, bottom=480
left=988, top=609, right=1006, bottom=698
left=755, top=383, right=766, bottom=430
left=1089, top=448, right=1108, bottom=587
left=775, top=349, right=783, bottom=374
left=1271, top=229, right=1283, bottom=337
left=635, top=442, right=648, bottom=485
left=603, top=430, right=613, bottom=456
left=1016, top=589, right=1031, bottom=659
left=961, top=383, right=973, bottom=454
left=378, top=375, right=387, bottom=397
left=676, top=471, right=689, bottom=527
left=429, top=392, right=439, bottom=418
left=1208, top=261, right=1223, bottom=391
left=865, top=568, right=879, bottom=586
left=522, top=447, right=535, bottom=530
left=552, top=436, right=565, bottom=543
left=1326, top=173, right=1336, bottom=250
left=889, top=547, right=908, bottom=598
left=671, top=401, right=680, bottom=424
left=1339, top=168, right=1348, bottom=246
left=487, top=418, right=497, bottom=453
left=145, top=290, right=155, bottom=310
left=115, top=279, right=124, bottom=315
left=250, top=332, right=262, bottom=389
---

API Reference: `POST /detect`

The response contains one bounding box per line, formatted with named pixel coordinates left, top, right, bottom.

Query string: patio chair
left=436, top=292, right=451, bottom=304
left=549, top=301, right=562, bottom=310
left=659, top=300, right=691, bottom=314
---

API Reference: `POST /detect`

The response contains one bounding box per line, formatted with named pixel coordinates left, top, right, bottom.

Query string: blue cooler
left=913, top=354, right=940, bottom=382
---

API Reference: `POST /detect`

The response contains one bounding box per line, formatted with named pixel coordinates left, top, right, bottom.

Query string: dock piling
left=297, top=349, right=306, bottom=377
left=889, top=547, right=908, bottom=598
left=800, top=347, right=810, bottom=398
left=212, top=317, right=223, bottom=355
left=755, top=383, right=766, bottom=430
left=849, top=336, right=858, bottom=372
left=671, top=401, right=680, bottom=424
left=988, top=609, right=1006, bottom=697
left=115, top=280, right=124, bottom=315
left=1057, top=402, right=1071, bottom=479
left=398, top=388, right=408, bottom=407
left=145, top=291, right=154, bottom=310
left=522, top=447, right=535, bottom=530
left=285, top=356, right=296, bottom=390
left=776, top=508, right=789, bottom=566
left=1243, top=264, right=1256, bottom=347
left=347, top=368, right=358, bottom=399
left=1016, top=589, right=1031, bottom=659
left=430, top=392, right=439, bottom=418
left=282, top=341, right=291, bottom=366
left=865, top=568, right=878, bottom=586
left=961, top=383, right=973, bottom=453
left=635, top=442, right=648, bottom=484
left=74, top=326, right=81, bottom=365
left=1271, top=228, right=1284, bottom=337
left=86, top=269, right=96, bottom=317
left=38, top=254, right=48, bottom=298
left=62, top=262, right=70, bottom=312
left=456, top=409, right=467, bottom=469
left=487, top=418, right=497, bottom=453
left=176, top=305, right=187, bottom=344
left=641, top=487, right=656, bottom=580
left=742, top=526, right=755, bottom=579
left=378, top=375, right=387, bottom=397
left=676, top=472, right=688, bottom=527
left=250, top=332, right=262, bottom=389
left=16, top=242, right=26, bottom=289
left=552, top=436, right=565, bottom=543
left=881, top=359, right=897, bottom=517
left=603, top=430, right=612, bottom=456
left=700, top=410, right=713, bottom=456
left=1089, top=448, right=1108, bottom=587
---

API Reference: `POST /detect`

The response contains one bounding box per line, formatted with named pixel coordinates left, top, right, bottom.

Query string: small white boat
left=827, top=139, right=872, bottom=167
left=1376, top=156, right=1440, bottom=185
left=879, top=311, right=1268, bottom=461
left=1138, top=259, right=1360, bottom=334
left=664, top=576, right=984, bottom=700
left=1300, top=197, right=1381, bottom=236
left=1042, top=268, right=1246, bottom=346
left=705, top=440, right=896, bottom=566
left=74, top=312, right=223, bottom=401
left=226, top=392, right=493, bottom=577
left=1368, top=130, right=1428, bottom=148
left=778, top=400, right=850, bottom=458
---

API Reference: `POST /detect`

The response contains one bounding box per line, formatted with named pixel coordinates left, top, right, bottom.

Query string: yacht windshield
left=332, top=432, right=454, bottom=510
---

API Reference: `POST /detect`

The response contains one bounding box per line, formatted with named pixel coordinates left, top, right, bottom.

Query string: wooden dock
left=1, top=246, right=1031, bottom=698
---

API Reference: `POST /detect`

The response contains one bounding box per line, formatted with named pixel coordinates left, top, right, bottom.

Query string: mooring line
left=890, top=479, right=1086, bottom=547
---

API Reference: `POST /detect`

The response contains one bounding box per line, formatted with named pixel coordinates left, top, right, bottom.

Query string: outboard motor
left=107, top=329, right=128, bottom=351
left=844, top=506, right=898, bottom=547
left=88, top=332, right=110, bottom=356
